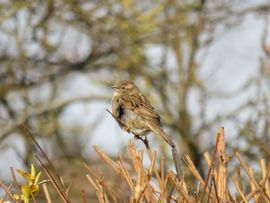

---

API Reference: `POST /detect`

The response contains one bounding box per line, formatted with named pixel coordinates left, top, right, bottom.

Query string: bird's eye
left=121, top=86, right=125, bottom=89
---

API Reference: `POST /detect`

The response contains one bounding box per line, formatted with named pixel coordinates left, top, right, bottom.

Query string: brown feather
left=112, top=80, right=176, bottom=148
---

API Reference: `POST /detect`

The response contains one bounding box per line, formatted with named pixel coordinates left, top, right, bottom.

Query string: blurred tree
left=0, top=0, right=269, bottom=184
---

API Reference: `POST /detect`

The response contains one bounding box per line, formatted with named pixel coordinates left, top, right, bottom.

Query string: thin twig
left=0, top=181, right=15, bottom=202
left=199, top=128, right=221, bottom=202
left=10, top=167, right=20, bottom=197
left=171, top=147, right=183, bottom=180
left=35, top=155, right=70, bottom=203
left=212, top=173, right=220, bottom=203
left=20, top=125, right=65, bottom=189
left=42, top=183, right=52, bottom=203
left=83, top=162, right=120, bottom=201
left=0, top=183, right=15, bottom=203
left=236, top=152, right=270, bottom=202
left=168, top=172, right=194, bottom=202
left=232, top=176, right=248, bottom=203
left=81, top=189, right=87, bottom=203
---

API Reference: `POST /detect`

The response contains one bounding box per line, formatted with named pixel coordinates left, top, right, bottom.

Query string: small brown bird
left=111, top=80, right=176, bottom=148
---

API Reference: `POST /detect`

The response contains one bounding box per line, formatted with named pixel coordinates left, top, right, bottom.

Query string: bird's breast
left=112, top=94, right=150, bottom=136
left=121, top=109, right=150, bottom=136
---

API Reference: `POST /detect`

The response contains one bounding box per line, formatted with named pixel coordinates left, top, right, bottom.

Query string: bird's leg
left=133, top=134, right=150, bottom=150
left=133, top=134, right=145, bottom=143
left=133, top=134, right=142, bottom=141
left=142, top=136, right=149, bottom=149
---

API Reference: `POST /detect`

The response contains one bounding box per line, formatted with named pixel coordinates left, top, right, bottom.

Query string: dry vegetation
left=0, top=127, right=269, bottom=203
left=1, top=1, right=270, bottom=202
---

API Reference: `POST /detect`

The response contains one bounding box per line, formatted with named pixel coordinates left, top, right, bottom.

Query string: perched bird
left=111, top=80, right=176, bottom=148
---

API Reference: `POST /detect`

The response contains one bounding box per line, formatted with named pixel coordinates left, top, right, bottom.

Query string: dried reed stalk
left=2, top=127, right=270, bottom=203
left=42, top=182, right=52, bottom=203
left=85, top=127, right=270, bottom=203
left=216, top=127, right=230, bottom=201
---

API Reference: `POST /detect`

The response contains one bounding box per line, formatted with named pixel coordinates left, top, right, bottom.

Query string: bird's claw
left=134, top=135, right=141, bottom=140
left=133, top=135, right=148, bottom=144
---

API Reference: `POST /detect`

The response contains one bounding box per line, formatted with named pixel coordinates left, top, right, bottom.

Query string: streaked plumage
left=112, top=80, right=175, bottom=148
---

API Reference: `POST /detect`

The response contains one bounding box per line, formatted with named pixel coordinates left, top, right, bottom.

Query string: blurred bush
left=0, top=0, right=270, bottom=198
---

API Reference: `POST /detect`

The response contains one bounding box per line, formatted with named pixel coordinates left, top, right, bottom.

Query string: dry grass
left=0, top=127, right=270, bottom=203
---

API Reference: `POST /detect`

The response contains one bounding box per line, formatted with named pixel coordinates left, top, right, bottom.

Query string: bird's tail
left=159, top=129, right=176, bottom=148
left=148, top=122, right=176, bottom=148
left=148, top=122, right=182, bottom=179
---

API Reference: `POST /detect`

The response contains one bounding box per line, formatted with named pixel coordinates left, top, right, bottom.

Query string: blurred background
left=0, top=0, right=270, bottom=201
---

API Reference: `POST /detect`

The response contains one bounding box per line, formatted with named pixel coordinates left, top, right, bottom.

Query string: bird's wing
left=119, top=94, right=161, bottom=124
left=146, top=121, right=176, bottom=148
left=119, top=94, right=176, bottom=148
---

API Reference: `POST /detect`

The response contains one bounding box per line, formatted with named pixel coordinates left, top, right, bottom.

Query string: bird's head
left=112, top=81, right=139, bottom=95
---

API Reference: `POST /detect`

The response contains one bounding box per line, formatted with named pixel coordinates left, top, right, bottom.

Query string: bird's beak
left=112, top=85, right=118, bottom=90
